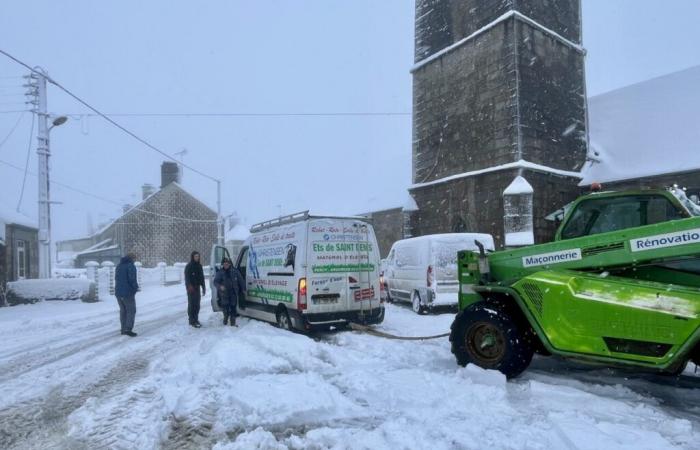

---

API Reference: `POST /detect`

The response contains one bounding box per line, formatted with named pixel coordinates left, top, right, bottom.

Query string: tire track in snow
left=0, top=354, right=151, bottom=450
left=0, top=306, right=184, bottom=386
left=0, top=294, right=183, bottom=362
left=0, top=300, right=191, bottom=450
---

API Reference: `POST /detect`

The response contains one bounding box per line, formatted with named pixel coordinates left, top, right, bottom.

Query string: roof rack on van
left=250, top=210, right=310, bottom=233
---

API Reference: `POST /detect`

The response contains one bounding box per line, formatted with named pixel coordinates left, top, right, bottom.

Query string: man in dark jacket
left=185, top=251, right=206, bottom=328
left=213, top=258, right=245, bottom=326
left=115, top=253, right=139, bottom=337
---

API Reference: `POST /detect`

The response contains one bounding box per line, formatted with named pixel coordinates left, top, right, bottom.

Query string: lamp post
left=36, top=68, right=68, bottom=279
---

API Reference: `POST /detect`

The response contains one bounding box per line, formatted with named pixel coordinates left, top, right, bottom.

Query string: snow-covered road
left=1, top=286, right=699, bottom=449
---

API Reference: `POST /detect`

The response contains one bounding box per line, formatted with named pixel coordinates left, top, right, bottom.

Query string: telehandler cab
left=450, top=187, right=700, bottom=378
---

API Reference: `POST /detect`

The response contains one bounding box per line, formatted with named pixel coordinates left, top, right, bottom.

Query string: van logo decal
left=522, top=249, right=582, bottom=268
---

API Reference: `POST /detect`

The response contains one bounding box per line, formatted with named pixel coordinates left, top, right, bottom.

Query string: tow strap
left=349, top=323, right=450, bottom=341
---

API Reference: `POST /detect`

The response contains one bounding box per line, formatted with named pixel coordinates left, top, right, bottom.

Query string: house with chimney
left=57, top=162, right=218, bottom=267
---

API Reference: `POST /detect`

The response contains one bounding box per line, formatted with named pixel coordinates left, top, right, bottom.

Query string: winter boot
left=193, top=322, right=202, bottom=328
left=230, top=317, right=237, bottom=327
left=122, top=331, right=138, bottom=337
left=223, top=315, right=228, bottom=325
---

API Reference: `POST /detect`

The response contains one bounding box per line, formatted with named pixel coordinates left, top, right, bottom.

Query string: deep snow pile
left=6, top=278, right=96, bottom=304
left=0, top=287, right=699, bottom=449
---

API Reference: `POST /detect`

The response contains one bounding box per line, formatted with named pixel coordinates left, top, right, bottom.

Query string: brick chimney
left=161, top=161, right=181, bottom=188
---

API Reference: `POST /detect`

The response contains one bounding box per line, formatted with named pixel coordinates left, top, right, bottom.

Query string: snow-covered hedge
left=5, top=279, right=97, bottom=305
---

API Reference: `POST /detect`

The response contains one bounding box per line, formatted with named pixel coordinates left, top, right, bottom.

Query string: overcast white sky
left=1, top=0, right=699, bottom=248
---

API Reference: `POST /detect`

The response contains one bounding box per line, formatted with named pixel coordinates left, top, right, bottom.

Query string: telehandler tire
left=450, top=302, right=535, bottom=378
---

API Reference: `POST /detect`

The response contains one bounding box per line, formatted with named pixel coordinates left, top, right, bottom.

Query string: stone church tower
left=410, top=0, right=588, bottom=247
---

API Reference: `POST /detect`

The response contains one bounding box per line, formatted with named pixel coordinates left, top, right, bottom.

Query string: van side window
left=238, top=248, right=248, bottom=280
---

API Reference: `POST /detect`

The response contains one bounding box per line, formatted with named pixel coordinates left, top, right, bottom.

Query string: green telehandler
left=450, top=187, right=700, bottom=378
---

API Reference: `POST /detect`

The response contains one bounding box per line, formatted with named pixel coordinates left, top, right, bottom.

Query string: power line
left=0, top=157, right=217, bottom=223
left=64, top=111, right=411, bottom=118
left=0, top=109, right=29, bottom=114
left=16, top=112, right=35, bottom=211
left=0, top=110, right=25, bottom=152
left=0, top=48, right=219, bottom=183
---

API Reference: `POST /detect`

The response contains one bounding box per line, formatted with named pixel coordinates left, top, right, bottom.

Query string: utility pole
left=25, top=68, right=67, bottom=278
left=29, top=69, right=51, bottom=278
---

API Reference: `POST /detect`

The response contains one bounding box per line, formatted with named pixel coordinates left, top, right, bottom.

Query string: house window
left=17, top=240, right=27, bottom=279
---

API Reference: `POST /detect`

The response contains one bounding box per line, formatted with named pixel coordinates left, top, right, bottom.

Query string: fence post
left=174, top=262, right=187, bottom=285
left=85, top=261, right=100, bottom=299
left=158, top=262, right=167, bottom=286
left=85, top=261, right=99, bottom=282
left=134, top=262, right=143, bottom=291
left=102, top=261, right=115, bottom=296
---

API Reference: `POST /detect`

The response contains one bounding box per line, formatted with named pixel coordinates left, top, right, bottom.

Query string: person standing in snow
left=115, top=252, right=139, bottom=337
left=213, top=257, right=245, bottom=326
left=184, top=251, right=206, bottom=328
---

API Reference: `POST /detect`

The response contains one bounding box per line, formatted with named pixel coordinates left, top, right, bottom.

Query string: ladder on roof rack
left=250, top=210, right=310, bottom=233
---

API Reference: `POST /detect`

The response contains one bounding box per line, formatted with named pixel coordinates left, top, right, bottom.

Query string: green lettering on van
left=312, top=263, right=375, bottom=273
left=248, top=287, right=293, bottom=303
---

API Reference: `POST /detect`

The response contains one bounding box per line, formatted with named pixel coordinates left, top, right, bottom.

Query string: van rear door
left=306, top=219, right=379, bottom=316
left=343, top=219, right=380, bottom=314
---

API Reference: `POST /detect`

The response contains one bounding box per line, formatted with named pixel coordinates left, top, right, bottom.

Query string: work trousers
left=117, top=295, right=136, bottom=332
left=188, top=291, right=202, bottom=324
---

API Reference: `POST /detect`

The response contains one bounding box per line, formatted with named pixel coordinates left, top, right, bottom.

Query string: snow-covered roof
left=0, top=203, right=37, bottom=229
left=503, top=176, right=534, bottom=195
left=581, top=65, right=700, bottom=185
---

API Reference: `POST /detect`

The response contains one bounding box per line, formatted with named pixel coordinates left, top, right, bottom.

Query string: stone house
left=0, top=205, right=39, bottom=303
left=57, top=162, right=218, bottom=267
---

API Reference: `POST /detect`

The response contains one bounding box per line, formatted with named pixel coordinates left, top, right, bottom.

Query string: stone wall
left=411, top=0, right=586, bottom=248
left=362, top=208, right=407, bottom=258
left=410, top=169, right=581, bottom=248
left=516, top=20, right=587, bottom=171
left=413, top=19, right=519, bottom=183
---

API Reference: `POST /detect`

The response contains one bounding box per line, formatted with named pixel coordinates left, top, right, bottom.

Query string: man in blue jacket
left=115, top=252, right=139, bottom=337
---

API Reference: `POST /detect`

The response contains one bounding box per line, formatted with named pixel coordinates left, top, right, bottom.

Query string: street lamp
left=51, top=116, right=68, bottom=128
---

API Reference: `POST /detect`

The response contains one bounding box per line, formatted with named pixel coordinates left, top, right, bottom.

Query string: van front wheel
left=412, top=292, right=427, bottom=315
left=276, top=308, right=293, bottom=331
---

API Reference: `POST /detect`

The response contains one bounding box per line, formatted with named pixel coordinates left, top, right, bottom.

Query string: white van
left=210, top=211, right=384, bottom=331
left=384, top=233, right=495, bottom=314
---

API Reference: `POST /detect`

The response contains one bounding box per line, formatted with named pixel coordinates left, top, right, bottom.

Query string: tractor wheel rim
left=412, top=295, right=420, bottom=312
left=466, top=323, right=506, bottom=364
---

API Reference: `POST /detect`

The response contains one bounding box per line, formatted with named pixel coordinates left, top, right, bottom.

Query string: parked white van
left=384, top=233, right=495, bottom=314
left=210, top=211, right=384, bottom=331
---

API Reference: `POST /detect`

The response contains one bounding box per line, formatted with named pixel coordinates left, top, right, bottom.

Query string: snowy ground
left=1, top=286, right=699, bottom=450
